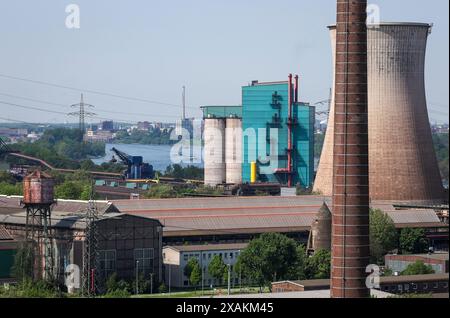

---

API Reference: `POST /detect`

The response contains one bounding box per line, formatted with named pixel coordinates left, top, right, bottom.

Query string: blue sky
left=0, top=0, right=448, bottom=124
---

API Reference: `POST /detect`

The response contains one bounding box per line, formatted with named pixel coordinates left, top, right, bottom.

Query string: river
left=92, top=143, right=320, bottom=173
left=92, top=143, right=204, bottom=173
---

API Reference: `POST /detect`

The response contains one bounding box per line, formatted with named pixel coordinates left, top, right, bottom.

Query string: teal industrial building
left=202, top=75, right=315, bottom=188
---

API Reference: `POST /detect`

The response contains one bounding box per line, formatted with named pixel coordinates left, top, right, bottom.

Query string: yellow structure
left=250, top=162, right=257, bottom=183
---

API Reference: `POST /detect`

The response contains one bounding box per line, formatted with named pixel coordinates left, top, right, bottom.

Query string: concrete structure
left=203, top=118, right=226, bottom=186
left=225, top=118, right=243, bottom=184
left=272, top=274, right=449, bottom=296
left=330, top=0, right=371, bottom=298
left=314, top=22, right=446, bottom=203
left=307, top=203, right=332, bottom=253
left=385, top=252, right=449, bottom=274
left=0, top=208, right=164, bottom=291
left=163, top=243, right=247, bottom=288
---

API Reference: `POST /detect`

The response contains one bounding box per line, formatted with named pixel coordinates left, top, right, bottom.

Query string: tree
left=370, top=209, right=398, bottom=264
left=184, top=258, right=199, bottom=280
left=208, top=255, right=227, bottom=286
left=11, top=243, right=35, bottom=282
left=54, top=181, right=83, bottom=200
left=287, top=245, right=307, bottom=280
left=305, top=249, right=331, bottom=279
left=401, top=261, right=435, bottom=276
left=190, top=262, right=202, bottom=288
left=399, top=228, right=429, bottom=255
left=236, top=233, right=299, bottom=291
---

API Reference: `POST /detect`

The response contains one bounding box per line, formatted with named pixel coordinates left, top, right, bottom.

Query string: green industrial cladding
left=202, top=80, right=315, bottom=188
left=242, top=82, right=315, bottom=188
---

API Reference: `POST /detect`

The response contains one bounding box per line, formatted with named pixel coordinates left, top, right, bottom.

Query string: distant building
left=163, top=243, right=247, bottom=288
left=100, top=121, right=114, bottom=132
left=84, top=129, right=114, bottom=142
left=137, top=121, right=151, bottom=131
left=0, top=128, right=28, bottom=138
left=385, top=252, right=449, bottom=274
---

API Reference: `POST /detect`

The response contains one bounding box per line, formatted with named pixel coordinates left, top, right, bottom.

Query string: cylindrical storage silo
left=23, top=170, right=55, bottom=205
left=225, top=118, right=242, bottom=184
left=203, top=118, right=226, bottom=186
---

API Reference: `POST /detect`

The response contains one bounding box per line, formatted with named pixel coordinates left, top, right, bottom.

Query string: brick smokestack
left=331, top=0, right=370, bottom=298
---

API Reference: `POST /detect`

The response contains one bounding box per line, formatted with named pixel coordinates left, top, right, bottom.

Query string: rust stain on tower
left=331, top=0, right=370, bottom=298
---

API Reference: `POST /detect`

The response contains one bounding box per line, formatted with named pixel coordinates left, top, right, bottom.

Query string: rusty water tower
left=22, top=170, right=56, bottom=280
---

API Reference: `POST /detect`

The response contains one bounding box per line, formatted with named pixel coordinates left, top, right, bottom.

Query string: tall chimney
left=331, top=0, right=370, bottom=298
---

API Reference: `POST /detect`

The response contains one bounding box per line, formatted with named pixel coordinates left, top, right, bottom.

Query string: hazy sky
left=0, top=0, right=448, bottom=124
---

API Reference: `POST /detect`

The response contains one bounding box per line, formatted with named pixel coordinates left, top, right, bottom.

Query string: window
left=230, top=253, right=234, bottom=259
left=134, top=248, right=154, bottom=275
left=208, top=253, right=211, bottom=259
left=183, top=254, right=188, bottom=261
left=423, top=283, right=428, bottom=290
left=404, top=284, right=409, bottom=291
left=412, top=283, right=418, bottom=290
left=433, top=283, right=439, bottom=289
left=99, top=250, right=116, bottom=277
left=203, top=254, right=206, bottom=259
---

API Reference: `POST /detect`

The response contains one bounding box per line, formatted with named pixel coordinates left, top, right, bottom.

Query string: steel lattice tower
left=330, top=0, right=370, bottom=298
left=82, top=184, right=99, bottom=297
left=69, top=94, right=96, bottom=133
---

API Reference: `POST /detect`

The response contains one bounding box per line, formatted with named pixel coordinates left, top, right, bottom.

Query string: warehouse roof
left=165, top=243, right=248, bottom=253
left=0, top=196, right=117, bottom=216
left=111, top=196, right=445, bottom=237
left=0, top=211, right=162, bottom=231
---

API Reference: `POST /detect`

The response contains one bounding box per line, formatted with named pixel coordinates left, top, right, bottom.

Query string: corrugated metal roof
left=0, top=225, right=13, bottom=240
left=0, top=196, right=116, bottom=216
left=0, top=211, right=161, bottom=230
left=111, top=196, right=444, bottom=237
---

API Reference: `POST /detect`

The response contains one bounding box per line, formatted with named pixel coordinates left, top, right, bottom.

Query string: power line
left=0, top=73, right=196, bottom=110
left=0, top=92, right=186, bottom=119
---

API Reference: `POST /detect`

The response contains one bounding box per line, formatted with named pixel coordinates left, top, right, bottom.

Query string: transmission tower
left=68, top=94, right=96, bottom=132
left=81, top=182, right=99, bottom=297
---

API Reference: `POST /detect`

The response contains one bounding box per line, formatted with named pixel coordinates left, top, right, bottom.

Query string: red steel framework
left=331, top=0, right=370, bottom=298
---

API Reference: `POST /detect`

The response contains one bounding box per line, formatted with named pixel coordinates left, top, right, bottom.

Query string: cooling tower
left=225, top=118, right=243, bottom=184
left=331, top=0, right=370, bottom=298
left=314, top=22, right=446, bottom=203
left=204, top=118, right=226, bottom=186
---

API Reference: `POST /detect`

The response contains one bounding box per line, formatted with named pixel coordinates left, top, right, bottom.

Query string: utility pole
left=150, top=272, right=154, bottom=294
left=227, top=264, right=231, bottom=296
left=135, top=260, right=139, bottom=295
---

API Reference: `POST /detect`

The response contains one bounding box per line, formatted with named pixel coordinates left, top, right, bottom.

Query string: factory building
left=314, top=22, right=446, bottom=203
left=163, top=243, right=247, bottom=288
left=241, top=78, right=315, bottom=188
left=0, top=197, right=164, bottom=290
left=202, top=76, right=315, bottom=189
